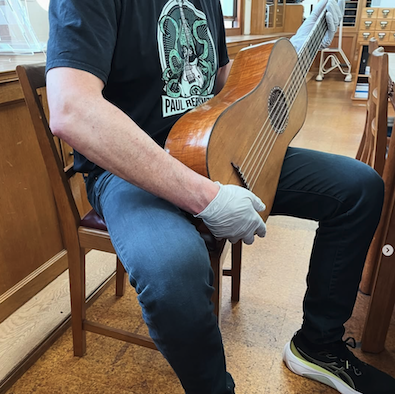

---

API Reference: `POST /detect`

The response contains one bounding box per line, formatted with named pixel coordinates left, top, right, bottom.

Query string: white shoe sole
left=282, top=342, right=362, bottom=394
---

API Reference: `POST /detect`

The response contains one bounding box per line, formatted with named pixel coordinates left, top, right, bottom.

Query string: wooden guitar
left=165, top=7, right=330, bottom=221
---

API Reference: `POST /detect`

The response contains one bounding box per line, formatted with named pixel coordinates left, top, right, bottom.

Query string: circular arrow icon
left=382, top=244, right=394, bottom=257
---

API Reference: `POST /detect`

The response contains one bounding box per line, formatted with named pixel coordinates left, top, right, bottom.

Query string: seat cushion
left=81, top=209, right=107, bottom=231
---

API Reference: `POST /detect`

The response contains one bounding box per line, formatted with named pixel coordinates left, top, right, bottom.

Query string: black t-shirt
left=46, top=0, right=229, bottom=173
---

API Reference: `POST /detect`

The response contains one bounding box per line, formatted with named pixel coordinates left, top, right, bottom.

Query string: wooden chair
left=357, top=46, right=395, bottom=353
left=357, top=38, right=391, bottom=295
left=356, top=38, right=387, bottom=177
left=362, top=109, right=395, bottom=353
left=16, top=63, right=242, bottom=357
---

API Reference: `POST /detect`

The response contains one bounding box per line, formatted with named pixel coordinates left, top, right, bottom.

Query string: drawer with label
left=376, top=31, right=391, bottom=42
left=389, top=32, right=395, bottom=42
left=360, top=19, right=377, bottom=30
left=377, top=20, right=391, bottom=30
left=378, top=8, right=394, bottom=19
left=362, top=8, right=378, bottom=19
left=358, top=31, right=374, bottom=43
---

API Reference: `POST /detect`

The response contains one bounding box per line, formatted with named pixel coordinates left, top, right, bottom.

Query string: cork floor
left=5, top=76, right=395, bottom=394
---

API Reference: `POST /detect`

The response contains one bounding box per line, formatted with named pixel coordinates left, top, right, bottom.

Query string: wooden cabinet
left=276, top=0, right=284, bottom=28
left=250, top=0, right=288, bottom=35
left=352, top=3, right=395, bottom=101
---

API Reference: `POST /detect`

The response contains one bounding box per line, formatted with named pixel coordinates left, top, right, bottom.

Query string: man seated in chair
left=45, top=0, right=395, bottom=393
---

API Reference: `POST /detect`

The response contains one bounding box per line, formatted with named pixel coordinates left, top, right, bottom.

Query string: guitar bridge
left=231, top=162, right=250, bottom=190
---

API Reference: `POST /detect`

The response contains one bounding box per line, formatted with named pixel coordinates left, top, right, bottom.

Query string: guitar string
left=239, top=17, right=326, bottom=188
left=248, top=20, right=326, bottom=190
left=239, top=15, right=327, bottom=190
left=237, top=27, right=322, bottom=180
left=243, top=16, right=326, bottom=188
left=239, top=13, right=326, bottom=181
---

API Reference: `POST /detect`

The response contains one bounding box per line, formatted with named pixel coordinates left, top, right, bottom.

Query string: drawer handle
left=364, top=21, right=373, bottom=28
left=366, top=9, right=374, bottom=17
left=378, top=32, right=386, bottom=39
left=382, top=9, right=390, bottom=17
left=363, top=32, right=371, bottom=39
left=380, top=21, right=388, bottom=28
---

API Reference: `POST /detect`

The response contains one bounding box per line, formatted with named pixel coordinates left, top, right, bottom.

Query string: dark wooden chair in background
left=17, top=63, right=242, bottom=357
left=354, top=41, right=395, bottom=353
left=356, top=38, right=386, bottom=178
left=362, top=113, right=395, bottom=353
left=357, top=38, right=390, bottom=295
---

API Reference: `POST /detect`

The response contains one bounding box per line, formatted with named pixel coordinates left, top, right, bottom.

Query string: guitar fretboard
left=287, top=12, right=328, bottom=109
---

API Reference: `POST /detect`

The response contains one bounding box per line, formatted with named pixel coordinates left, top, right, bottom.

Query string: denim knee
left=131, top=237, right=216, bottom=339
left=343, top=162, right=384, bottom=220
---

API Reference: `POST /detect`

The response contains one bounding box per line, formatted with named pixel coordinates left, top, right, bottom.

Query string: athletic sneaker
left=283, top=331, right=395, bottom=394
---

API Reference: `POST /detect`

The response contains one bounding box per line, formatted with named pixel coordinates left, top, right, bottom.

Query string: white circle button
left=382, top=244, right=394, bottom=257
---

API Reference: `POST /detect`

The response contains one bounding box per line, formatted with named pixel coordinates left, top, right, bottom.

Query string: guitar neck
left=297, top=12, right=327, bottom=80
left=284, top=11, right=327, bottom=109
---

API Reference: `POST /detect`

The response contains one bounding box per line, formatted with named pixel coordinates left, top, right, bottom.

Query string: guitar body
left=165, top=38, right=308, bottom=220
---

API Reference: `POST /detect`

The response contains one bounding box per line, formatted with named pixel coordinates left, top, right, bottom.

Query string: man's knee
left=347, top=162, right=384, bottom=211
left=133, top=241, right=215, bottom=327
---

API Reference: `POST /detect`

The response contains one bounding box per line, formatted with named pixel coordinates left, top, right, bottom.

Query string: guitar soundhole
left=268, top=87, right=289, bottom=134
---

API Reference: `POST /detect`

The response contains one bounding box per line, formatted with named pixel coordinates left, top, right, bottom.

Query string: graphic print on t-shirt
left=158, top=0, right=217, bottom=118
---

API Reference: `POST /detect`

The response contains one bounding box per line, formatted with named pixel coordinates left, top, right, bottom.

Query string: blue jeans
left=85, top=147, right=384, bottom=394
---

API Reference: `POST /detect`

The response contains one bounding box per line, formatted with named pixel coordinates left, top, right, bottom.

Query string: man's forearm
left=47, top=68, right=219, bottom=215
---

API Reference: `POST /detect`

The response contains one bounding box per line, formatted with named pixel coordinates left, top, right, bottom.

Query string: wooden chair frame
left=17, top=63, right=242, bottom=357
left=360, top=48, right=395, bottom=353
left=357, top=39, right=390, bottom=295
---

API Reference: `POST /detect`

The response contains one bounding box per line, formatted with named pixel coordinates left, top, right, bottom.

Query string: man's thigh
left=271, top=146, right=382, bottom=221
left=89, top=172, right=212, bottom=290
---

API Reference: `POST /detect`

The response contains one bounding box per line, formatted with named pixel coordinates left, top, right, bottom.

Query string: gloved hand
left=194, top=182, right=267, bottom=245
left=290, top=0, right=345, bottom=53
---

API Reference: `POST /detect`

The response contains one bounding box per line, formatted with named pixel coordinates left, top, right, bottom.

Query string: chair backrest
left=16, top=63, right=81, bottom=248
left=358, top=42, right=393, bottom=294
left=370, top=45, right=389, bottom=176
left=357, top=38, right=389, bottom=176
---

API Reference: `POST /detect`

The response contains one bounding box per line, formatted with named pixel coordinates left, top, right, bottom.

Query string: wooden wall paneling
left=0, top=75, right=66, bottom=322
left=284, top=4, right=304, bottom=33
left=251, top=0, right=266, bottom=35
left=0, top=251, right=68, bottom=322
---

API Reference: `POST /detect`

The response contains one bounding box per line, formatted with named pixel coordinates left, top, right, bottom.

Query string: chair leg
left=359, top=232, right=384, bottom=294
left=230, top=241, right=242, bottom=302
left=361, top=251, right=395, bottom=353
left=210, top=252, right=224, bottom=327
left=356, top=124, right=367, bottom=161
left=362, top=202, right=395, bottom=353
left=68, top=246, right=87, bottom=357
left=115, top=257, right=127, bottom=297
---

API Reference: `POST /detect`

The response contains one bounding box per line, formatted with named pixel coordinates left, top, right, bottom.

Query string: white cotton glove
left=194, top=182, right=267, bottom=245
left=290, top=0, right=345, bottom=53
